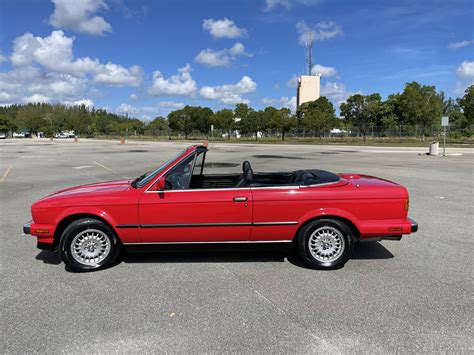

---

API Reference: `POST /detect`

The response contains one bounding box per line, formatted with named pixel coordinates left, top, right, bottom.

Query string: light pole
left=125, top=113, right=129, bottom=143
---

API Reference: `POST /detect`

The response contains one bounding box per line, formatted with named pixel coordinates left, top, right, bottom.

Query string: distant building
left=296, top=74, right=321, bottom=108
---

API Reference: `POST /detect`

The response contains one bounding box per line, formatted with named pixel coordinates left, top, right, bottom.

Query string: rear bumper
left=359, top=217, right=418, bottom=242
left=359, top=217, right=418, bottom=238
left=409, top=218, right=418, bottom=233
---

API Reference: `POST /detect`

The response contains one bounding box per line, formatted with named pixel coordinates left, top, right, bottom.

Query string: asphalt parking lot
left=1, top=139, right=472, bottom=353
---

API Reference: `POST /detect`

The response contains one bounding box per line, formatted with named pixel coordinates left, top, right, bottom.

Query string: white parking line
left=72, top=165, right=93, bottom=169
left=93, top=161, right=118, bottom=174
left=0, top=165, right=13, bottom=183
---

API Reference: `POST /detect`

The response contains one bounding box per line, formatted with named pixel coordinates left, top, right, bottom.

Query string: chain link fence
left=95, top=124, right=473, bottom=143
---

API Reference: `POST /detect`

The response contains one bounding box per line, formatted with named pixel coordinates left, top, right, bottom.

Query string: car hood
left=43, top=179, right=132, bottom=199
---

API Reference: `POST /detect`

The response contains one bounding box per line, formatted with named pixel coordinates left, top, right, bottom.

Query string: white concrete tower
left=297, top=74, right=321, bottom=107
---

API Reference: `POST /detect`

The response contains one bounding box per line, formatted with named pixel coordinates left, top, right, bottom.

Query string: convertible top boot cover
left=293, top=169, right=341, bottom=186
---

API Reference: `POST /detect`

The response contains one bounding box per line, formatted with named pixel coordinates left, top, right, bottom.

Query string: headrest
left=242, top=161, right=251, bottom=173
left=244, top=168, right=253, bottom=183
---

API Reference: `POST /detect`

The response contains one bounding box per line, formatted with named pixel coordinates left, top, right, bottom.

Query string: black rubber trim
left=140, top=222, right=252, bottom=228
left=358, top=237, right=382, bottom=243
left=253, top=221, right=299, bottom=226
left=116, top=222, right=299, bottom=229
left=23, top=222, right=31, bottom=234
left=37, top=242, right=55, bottom=250
left=382, top=235, right=403, bottom=241
left=409, top=218, right=418, bottom=233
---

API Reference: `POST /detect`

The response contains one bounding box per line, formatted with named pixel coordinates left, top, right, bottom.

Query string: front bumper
left=23, top=222, right=31, bottom=234
left=23, top=221, right=56, bottom=250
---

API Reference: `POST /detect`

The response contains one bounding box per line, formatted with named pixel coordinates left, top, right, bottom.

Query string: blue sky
left=0, top=0, right=473, bottom=119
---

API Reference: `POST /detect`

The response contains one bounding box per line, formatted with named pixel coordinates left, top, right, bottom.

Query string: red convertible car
left=24, top=145, right=417, bottom=272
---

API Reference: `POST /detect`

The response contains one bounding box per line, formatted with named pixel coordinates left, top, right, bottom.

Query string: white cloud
left=282, top=96, right=297, bottom=112
left=194, top=42, right=250, bottom=67
left=230, top=43, right=248, bottom=56
left=9, top=31, right=143, bottom=86
left=64, top=98, right=94, bottom=108
left=157, top=101, right=185, bottom=109
left=265, top=0, right=320, bottom=11
left=448, top=40, right=474, bottom=50
left=148, top=64, right=197, bottom=96
left=321, top=81, right=356, bottom=105
left=456, top=61, right=474, bottom=80
left=23, top=94, right=51, bottom=103
left=49, top=0, right=112, bottom=36
left=116, top=103, right=138, bottom=115
left=93, top=63, right=143, bottom=86
left=296, top=21, right=343, bottom=45
left=11, top=31, right=100, bottom=74
left=312, top=64, right=337, bottom=77
left=0, top=66, right=90, bottom=105
left=200, top=76, right=257, bottom=105
left=2, top=30, right=144, bottom=105
left=262, top=96, right=297, bottom=112
left=202, top=18, right=247, bottom=39
left=0, top=92, right=13, bottom=102
left=455, top=61, right=474, bottom=95
left=195, top=49, right=231, bottom=67
left=129, top=93, right=138, bottom=100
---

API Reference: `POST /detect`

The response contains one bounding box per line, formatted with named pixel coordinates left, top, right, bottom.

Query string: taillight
left=404, top=198, right=409, bottom=211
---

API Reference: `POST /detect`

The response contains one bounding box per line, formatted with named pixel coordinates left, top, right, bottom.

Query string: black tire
left=297, top=219, right=354, bottom=269
left=59, top=218, right=121, bottom=272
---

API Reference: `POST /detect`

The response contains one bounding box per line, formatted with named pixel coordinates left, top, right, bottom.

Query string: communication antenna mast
left=305, top=32, right=314, bottom=75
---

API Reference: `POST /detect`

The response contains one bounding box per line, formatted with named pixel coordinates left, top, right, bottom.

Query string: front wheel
left=59, top=218, right=121, bottom=272
left=297, top=219, right=354, bottom=269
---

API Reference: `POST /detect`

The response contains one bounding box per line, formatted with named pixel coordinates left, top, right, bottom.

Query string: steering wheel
left=166, top=161, right=193, bottom=190
left=168, top=172, right=184, bottom=190
left=174, top=174, right=184, bottom=189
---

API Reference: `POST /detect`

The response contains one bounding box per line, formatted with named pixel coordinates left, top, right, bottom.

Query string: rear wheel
left=297, top=219, right=354, bottom=269
left=59, top=218, right=120, bottom=272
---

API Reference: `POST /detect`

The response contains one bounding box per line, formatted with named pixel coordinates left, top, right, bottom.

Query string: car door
left=250, top=186, right=302, bottom=241
left=138, top=153, right=252, bottom=243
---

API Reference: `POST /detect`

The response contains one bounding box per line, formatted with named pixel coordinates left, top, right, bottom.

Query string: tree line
left=0, top=82, right=472, bottom=141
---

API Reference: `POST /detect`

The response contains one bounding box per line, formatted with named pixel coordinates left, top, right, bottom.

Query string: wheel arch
left=54, top=212, right=120, bottom=246
left=295, top=214, right=361, bottom=242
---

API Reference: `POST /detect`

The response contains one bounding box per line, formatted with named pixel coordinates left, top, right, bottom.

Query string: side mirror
left=156, top=176, right=166, bottom=191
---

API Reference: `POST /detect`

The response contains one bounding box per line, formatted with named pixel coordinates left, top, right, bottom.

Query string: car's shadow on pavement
left=36, top=250, right=62, bottom=265
left=122, top=244, right=290, bottom=264
left=35, top=241, right=394, bottom=271
left=121, top=241, right=394, bottom=268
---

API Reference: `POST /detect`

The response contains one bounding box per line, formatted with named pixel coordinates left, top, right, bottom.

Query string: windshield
left=134, top=149, right=188, bottom=188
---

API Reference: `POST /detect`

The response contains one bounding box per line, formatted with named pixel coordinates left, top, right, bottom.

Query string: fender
left=298, top=207, right=361, bottom=231
left=55, top=206, right=119, bottom=228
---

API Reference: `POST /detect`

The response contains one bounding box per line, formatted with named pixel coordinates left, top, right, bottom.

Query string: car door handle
left=233, top=196, right=248, bottom=202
